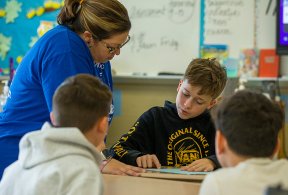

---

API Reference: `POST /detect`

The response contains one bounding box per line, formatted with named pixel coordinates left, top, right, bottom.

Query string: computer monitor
left=277, top=0, right=288, bottom=55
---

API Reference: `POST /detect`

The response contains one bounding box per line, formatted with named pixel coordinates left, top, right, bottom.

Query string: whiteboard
left=113, top=0, right=200, bottom=76
left=112, top=0, right=276, bottom=76
left=255, top=0, right=276, bottom=49
left=203, top=0, right=255, bottom=58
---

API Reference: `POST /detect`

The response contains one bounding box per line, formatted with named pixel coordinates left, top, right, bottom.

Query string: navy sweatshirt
left=111, top=101, right=220, bottom=168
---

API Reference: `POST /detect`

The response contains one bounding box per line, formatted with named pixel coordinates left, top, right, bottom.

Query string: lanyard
left=94, top=63, right=111, bottom=90
left=94, top=63, right=113, bottom=124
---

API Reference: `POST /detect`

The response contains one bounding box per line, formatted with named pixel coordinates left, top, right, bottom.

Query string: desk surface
left=103, top=174, right=201, bottom=195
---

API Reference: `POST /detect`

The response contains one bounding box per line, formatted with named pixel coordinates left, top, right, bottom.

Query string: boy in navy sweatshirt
left=111, top=58, right=227, bottom=172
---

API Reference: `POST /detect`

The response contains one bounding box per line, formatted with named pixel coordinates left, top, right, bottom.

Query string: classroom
left=0, top=0, right=288, bottom=194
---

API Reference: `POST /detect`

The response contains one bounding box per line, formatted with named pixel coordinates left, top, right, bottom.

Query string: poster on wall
left=0, top=0, right=62, bottom=75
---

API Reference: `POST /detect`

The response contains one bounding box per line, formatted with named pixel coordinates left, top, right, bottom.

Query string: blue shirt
left=0, top=25, right=114, bottom=178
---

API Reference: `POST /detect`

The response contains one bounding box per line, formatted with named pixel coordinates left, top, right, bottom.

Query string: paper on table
left=146, top=168, right=209, bottom=175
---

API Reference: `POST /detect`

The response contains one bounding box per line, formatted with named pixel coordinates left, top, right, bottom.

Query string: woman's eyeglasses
left=101, top=35, right=130, bottom=54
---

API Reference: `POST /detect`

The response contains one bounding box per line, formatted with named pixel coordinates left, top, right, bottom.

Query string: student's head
left=57, top=0, right=131, bottom=63
left=214, top=90, right=284, bottom=167
left=176, top=58, right=227, bottom=119
left=51, top=74, right=112, bottom=147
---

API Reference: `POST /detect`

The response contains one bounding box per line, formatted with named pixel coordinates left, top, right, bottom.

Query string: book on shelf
left=258, top=49, right=280, bottom=78
left=238, top=48, right=258, bottom=78
left=200, top=44, right=228, bottom=64
left=223, top=58, right=239, bottom=78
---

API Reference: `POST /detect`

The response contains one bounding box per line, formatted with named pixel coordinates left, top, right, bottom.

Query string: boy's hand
left=180, top=158, right=215, bottom=172
left=102, top=159, right=145, bottom=176
left=136, top=154, right=161, bottom=169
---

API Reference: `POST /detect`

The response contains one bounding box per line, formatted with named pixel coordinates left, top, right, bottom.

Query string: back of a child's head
left=184, top=58, right=227, bottom=99
left=215, top=90, right=284, bottom=157
left=52, top=74, right=112, bottom=133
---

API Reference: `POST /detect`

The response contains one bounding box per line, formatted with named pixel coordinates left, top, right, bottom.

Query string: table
left=103, top=174, right=201, bottom=195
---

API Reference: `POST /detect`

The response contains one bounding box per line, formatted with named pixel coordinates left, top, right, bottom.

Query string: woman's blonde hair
left=57, top=0, right=131, bottom=40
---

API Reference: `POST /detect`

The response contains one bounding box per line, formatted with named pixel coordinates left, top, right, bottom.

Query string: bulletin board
left=0, top=0, right=277, bottom=76
left=0, top=0, right=61, bottom=75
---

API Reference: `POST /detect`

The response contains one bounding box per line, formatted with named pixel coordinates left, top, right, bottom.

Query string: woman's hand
left=101, top=159, right=145, bottom=176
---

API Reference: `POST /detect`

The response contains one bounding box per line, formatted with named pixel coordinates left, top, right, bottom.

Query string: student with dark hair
left=111, top=58, right=227, bottom=171
left=0, top=0, right=143, bottom=178
left=0, top=74, right=112, bottom=194
left=199, top=90, right=288, bottom=195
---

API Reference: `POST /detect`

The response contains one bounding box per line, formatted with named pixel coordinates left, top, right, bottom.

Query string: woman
left=0, top=0, right=136, bottom=178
